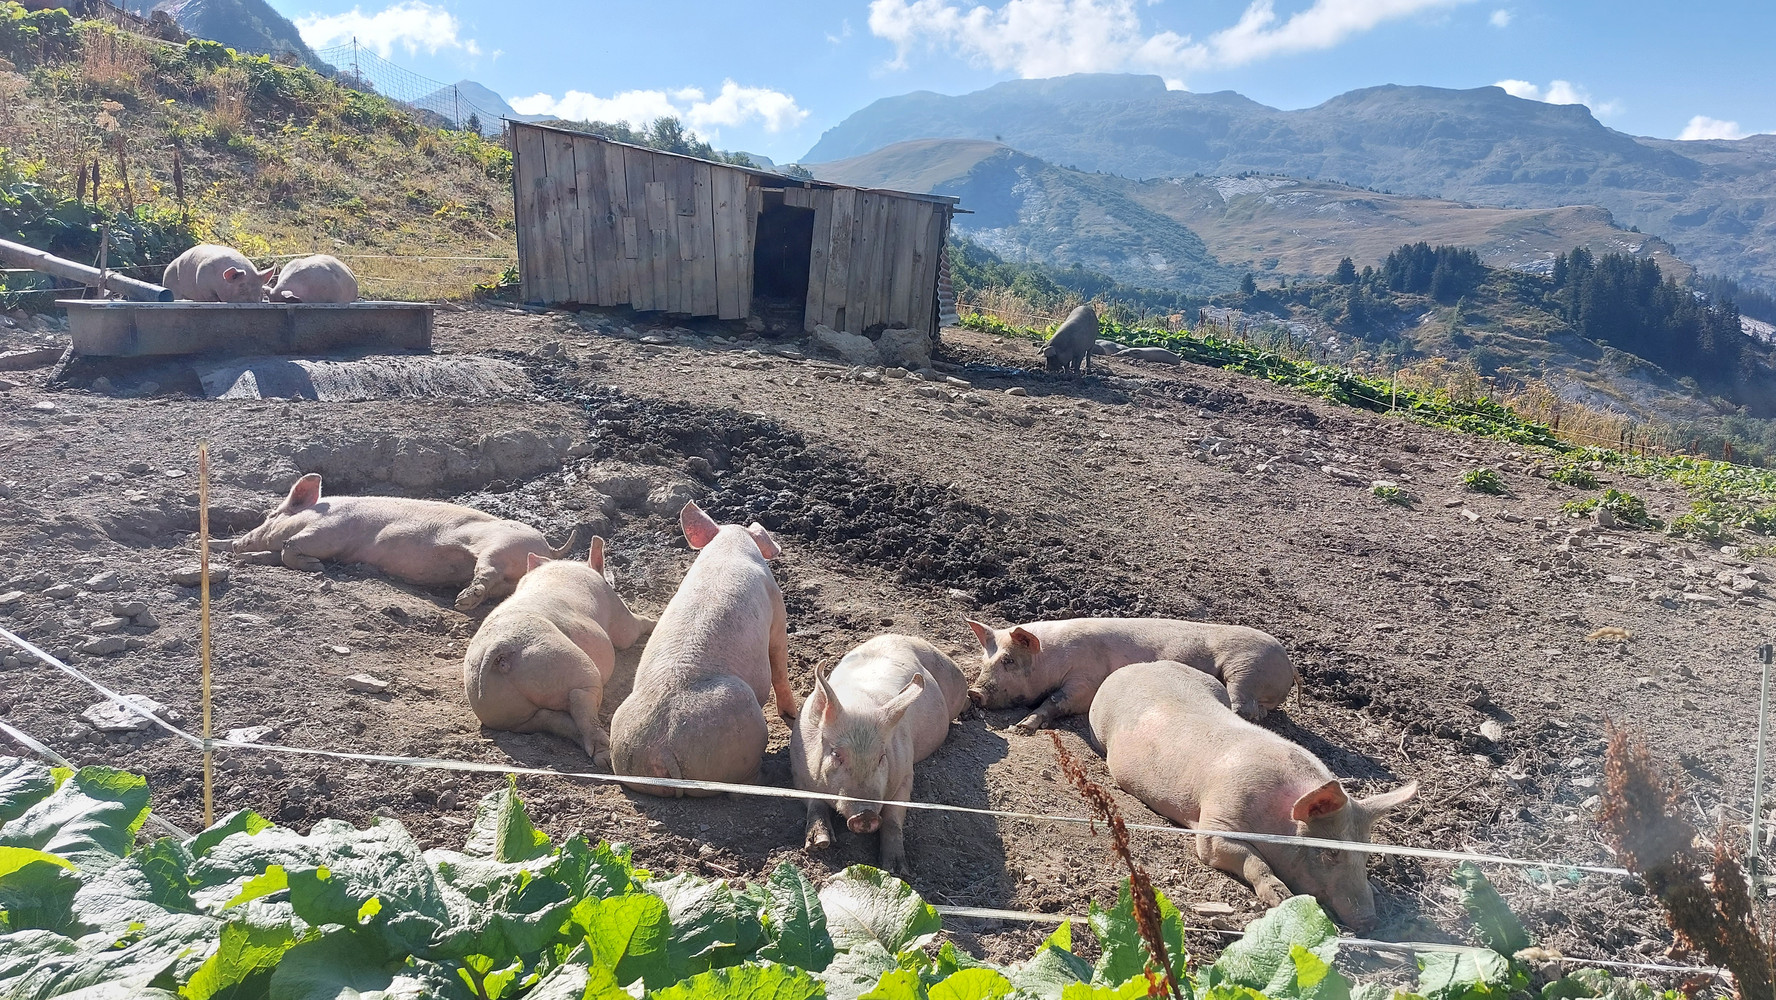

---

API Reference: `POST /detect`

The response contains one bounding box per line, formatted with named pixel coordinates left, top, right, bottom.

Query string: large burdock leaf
left=758, top=862, right=835, bottom=973
left=1011, top=941, right=1094, bottom=1000
left=818, top=941, right=900, bottom=1000
left=570, top=890, right=677, bottom=989
left=651, top=871, right=766, bottom=973
left=0, top=757, right=57, bottom=824
left=1086, top=881, right=1184, bottom=987
left=0, top=766, right=151, bottom=872
left=818, top=866, right=940, bottom=955
left=1209, top=896, right=1348, bottom=1000
left=1450, top=863, right=1529, bottom=956
left=70, top=838, right=204, bottom=937
left=180, top=915, right=303, bottom=1000
left=650, top=962, right=825, bottom=1000
left=522, top=944, right=630, bottom=1000
left=1416, top=949, right=1521, bottom=1000
left=185, top=811, right=274, bottom=862
left=266, top=928, right=468, bottom=1000
left=0, top=923, right=208, bottom=999
left=460, top=778, right=551, bottom=863
left=0, top=850, right=83, bottom=932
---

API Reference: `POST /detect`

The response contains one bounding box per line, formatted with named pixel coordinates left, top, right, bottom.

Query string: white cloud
left=826, top=19, right=853, bottom=44
left=295, top=1, right=480, bottom=58
left=1493, top=78, right=1621, bottom=118
left=867, top=0, right=1469, bottom=82
left=1678, top=115, right=1749, bottom=141
left=1489, top=8, right=1510, bottom=27
left=508, top=81, right=809, bottom=139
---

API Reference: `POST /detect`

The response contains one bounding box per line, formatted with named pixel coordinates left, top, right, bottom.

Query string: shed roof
left=507, top=120, right=961, bottom=207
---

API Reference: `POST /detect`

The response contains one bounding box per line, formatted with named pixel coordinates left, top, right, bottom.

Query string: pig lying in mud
left=609, top=501, right=798, bottom=795
left=1044, top=305, right=1100, bottom=373
left=161, top=244, right=275, bottom=302
left=233, top=473, right=588, bottom=611
left=268, top=254, right=359, bottom=303
left=462, top=538, right=653, bottom=765
left=1116, top=346, right=1181, bottom=364
left=791, top=634, right=969, bottom=872
left=966, top=616, right=1297, bottom=731
left=1090, top=661, right=1417, bottom=930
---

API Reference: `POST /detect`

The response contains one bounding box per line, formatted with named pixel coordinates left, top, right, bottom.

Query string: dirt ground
left=2, top=303, right=1768, bottom=975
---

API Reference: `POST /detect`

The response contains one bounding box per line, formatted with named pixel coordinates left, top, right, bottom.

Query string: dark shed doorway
left=750, top=191, right=815, bottom=329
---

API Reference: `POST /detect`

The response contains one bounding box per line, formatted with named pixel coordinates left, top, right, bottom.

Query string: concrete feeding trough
left=59, top=300, right=434, bottom=357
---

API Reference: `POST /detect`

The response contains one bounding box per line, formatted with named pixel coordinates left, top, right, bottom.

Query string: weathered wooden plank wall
left=515, top=123, right=946, bottom=329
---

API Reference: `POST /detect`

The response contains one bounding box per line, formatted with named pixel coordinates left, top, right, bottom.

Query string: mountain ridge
left=804, top=75, right=1776, bottom=288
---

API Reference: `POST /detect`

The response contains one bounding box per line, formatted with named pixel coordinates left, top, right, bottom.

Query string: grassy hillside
left=817, top=139, right=1686, bottom=290
left=0, top=5, right=514, bottom=302
left=804, top=75, right=1776, bottom=290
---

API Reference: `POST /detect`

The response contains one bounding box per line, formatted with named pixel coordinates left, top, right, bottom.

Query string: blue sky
left=272, top=0, right=1776, bottom=164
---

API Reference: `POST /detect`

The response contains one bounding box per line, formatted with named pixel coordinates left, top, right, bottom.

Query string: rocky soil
left=2, top=302, right=1768, bottom=973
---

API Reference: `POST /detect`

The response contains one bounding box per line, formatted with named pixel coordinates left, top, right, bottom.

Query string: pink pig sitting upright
left=462, top=537, right=654, bottom=766
left=791, top=634, right=969, bottom=872
left=1089, top=661, right=1417, bottom=931
left=608, top=501, right=798, bottom=795
left=232, top=473, right=587, bottom=611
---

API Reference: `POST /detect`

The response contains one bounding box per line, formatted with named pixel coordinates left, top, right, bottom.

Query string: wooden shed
left=510, top=121, right=960, bottom=336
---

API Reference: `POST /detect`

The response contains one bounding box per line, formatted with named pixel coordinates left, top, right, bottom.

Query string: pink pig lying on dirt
left=161, top=244, right=275, bottom=302
left=1090, top=661, right=1417, bottom=931
left=608, top=501, right=798, bottom=795
left=267, top=254, right=359, bottom=303
left=462, top=538, right=653, bottom=766
left=791, top=634, right=969, bottom=872
left=966, top=616, right=1298, bottom=732
left=232, top=473, right=588, bottom=611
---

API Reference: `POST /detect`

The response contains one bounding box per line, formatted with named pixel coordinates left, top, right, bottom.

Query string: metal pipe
left=0, top=237, right=172, bottom=301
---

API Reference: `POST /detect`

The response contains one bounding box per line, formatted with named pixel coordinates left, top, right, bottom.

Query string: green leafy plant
left=1373, top=482, right=1411, bottom=505
left=0, top=757, right=1709, bottom=1000
left=1461, top=468, right=1506, bottom=494
left=1547, top=464, right=1601, bottom=489
left=1566, top=489, right=1661, bottom=529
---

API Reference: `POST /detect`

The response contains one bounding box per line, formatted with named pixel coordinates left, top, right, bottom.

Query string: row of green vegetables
left=0, top=758, right=1677, bottom=999
left=959, top=311, right=1776, bottom=542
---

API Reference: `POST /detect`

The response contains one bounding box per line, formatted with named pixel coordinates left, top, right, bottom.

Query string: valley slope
left=817, top=138, right=1686, bottom=288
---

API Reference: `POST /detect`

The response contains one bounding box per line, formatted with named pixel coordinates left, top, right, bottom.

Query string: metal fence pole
left=1752, top=642, right=1773, bottom=891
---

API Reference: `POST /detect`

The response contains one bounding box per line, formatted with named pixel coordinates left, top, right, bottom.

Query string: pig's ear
left=223, top=266, right=243, bottom=281
left=587, top=536, right=605, bottom=573
left=680, top=502, right=720, bottom=549
left=880, top=673, right=925, bottom=726
left=966, top=620, right=997, bottom=655
left=812, top=671, right=842, bottom=725
left=287, top=473, right=322, bottom=510
left=1009, top=627, right=1042, bottom=654
left=1290, top=780, right=1350, bottom=822
left=258, top=265, right=278, bottom=284
left=746, top=523, right=781, bottom=560
left=1357, top=781, right=1418, bottom=817
left=526, top=552, right=545, bottom=572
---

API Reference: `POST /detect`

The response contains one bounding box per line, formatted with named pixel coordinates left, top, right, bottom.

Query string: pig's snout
left=846, top=812, right=881, bottom=834
left=1346, top=909, right=1378, bottom=934
left=966, top=688, right=985, bottom=707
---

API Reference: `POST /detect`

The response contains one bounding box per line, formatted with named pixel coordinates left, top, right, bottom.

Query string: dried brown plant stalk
left=1051, top=731, right=1184, bottom=1000
left=1598, top=726, right=1774, bottom=1000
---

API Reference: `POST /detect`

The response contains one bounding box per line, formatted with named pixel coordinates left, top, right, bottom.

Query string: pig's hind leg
left=1196, top=830, right=1291, bottom=907
left=454, top=558, right=506, bottom=611
left=768, top=591, right=799, bottom=720
left=566, top=687, right=612, bottom=768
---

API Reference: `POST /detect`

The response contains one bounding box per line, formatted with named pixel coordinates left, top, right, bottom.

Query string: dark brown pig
left=966, top=616, right=1298, bottom=730
left=1044, top=305, right=1099, bottom=373
left=1090, top=661, right=1416, bottom=931
left=232, top=473, right=587, bottom=611
left=608, top=502, right=797, bottom=795
left=462, top=538, right=653, bottom=765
